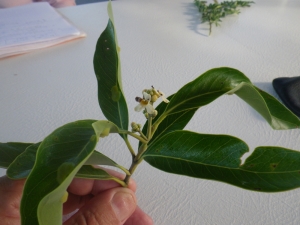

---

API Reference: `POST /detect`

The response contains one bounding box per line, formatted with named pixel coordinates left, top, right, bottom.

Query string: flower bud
left=151, top=94, right=158, bottom=102
left=131, top=122, right=139, bottom=132
left=151, top=110, right=158, bottom=117
left=144, top=112, right=149, bottom=119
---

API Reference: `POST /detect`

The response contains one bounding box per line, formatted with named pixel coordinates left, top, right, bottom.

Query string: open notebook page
left=0, top=2, right=85, bottom=58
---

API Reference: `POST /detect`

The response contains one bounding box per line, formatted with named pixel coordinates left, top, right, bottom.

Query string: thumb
left=64, top=187, right=137, bottom=225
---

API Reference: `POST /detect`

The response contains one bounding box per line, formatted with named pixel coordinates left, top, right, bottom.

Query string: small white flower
left=134, top=92, right=155, bottom=114
left=143, top=92, right=151, bottom=101
left=151, top=86, right=170, bottom=103
left=157, top=90, right=169, bottom=103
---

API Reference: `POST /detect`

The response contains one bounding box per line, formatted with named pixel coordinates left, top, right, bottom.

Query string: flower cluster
left=131, top=122, right=141, bottom=132
left=134, top=86, right=169, bottom=118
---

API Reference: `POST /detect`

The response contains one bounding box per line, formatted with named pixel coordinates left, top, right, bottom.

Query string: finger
left=0, top=176, right=25, bottom=191
left=63, top=192, right=93, bottom=215
left=64, top=187, right=137, bottom=225
left=0, top=176, right=25, bottom=218
left=124, top=206, right=153, bottom=225
left=63, top=178, right=136, bottom=215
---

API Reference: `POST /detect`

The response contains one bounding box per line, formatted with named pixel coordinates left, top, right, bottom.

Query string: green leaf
left=0, top=142, right=32, bottom=168
left=229, top=83, right=300, bottom=129
left=85, top=151, right=130, bottom=175
left=153, top=67, right=300, bottom=133
left=7, top=121, right=122, bottom=180
left=93, top=2, right=129, bottom=134
left=76, top=165, right=126, bottom=186
left=143, top=131, right=300, bottom=192
left=7, top=148, right=125, bottom=180
left=21, top=120, right=99, bottom=225
left=163, top=67, right=248, bottom=114
left=76, top=165, right=114, bottom=179
left=141, top=95, right=197, bottom=146
left=20, top=120, right=123, bottom=224
left=7, top=142, right=40, bottom=179
left=256, top=86, right=300, bottom=128
left=92, top=120, right=120, bottom=137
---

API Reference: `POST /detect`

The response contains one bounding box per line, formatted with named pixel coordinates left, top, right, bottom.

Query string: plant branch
left=194, top=0, right=254, bottom=35
left=124, top=116, right=154, bottom=185
left=146, top=116, right=153, bottom=139
left=120, top=130, right=148, bottom=144
left=138, top=130, right=147, bottom=140
left=124, top=137, right=136, bottom=158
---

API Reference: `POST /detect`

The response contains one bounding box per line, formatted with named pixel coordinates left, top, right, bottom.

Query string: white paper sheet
left=0, top=2, right=85, bottom=58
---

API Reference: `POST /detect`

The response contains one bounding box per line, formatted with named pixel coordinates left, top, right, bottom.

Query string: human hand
left=0, top=171, right=153, bottom=225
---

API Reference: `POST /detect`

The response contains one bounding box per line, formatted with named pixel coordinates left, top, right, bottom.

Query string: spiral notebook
left=0, top=2, right=86, bottom=59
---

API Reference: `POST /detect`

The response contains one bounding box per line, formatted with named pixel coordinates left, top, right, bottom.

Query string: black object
left=76, top=0, right=108, bottom=5
left=273, top=76, right=300, bottom=117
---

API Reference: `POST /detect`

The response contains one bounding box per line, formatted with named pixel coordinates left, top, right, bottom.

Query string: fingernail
left=111, top=191, right=136, bottom=222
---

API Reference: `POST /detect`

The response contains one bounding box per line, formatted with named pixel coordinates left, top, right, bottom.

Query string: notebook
left=0, top=2, right=86, bottom=58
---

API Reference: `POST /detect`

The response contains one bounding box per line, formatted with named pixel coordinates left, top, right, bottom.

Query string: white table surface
left=1, top=0, right=300, bottom=224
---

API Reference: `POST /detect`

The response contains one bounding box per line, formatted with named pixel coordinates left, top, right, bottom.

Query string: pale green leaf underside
left=38, top=152, right=93, bottom=225
left=92, top=120, right=120, bottom=137
left=76, top=165, right=113, bottom=179
left=143, top=131, right=300, bottom=192
left=231, top=82, right=300, bottom=129
left=76, top=165, right=126, bottom=186
left=85, top=151, right=130, bottom=175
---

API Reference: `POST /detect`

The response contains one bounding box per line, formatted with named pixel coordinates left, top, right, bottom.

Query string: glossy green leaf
left=143, top=131, right=300, bottom=192
left=7, top=121, right=122, bottom=180
left=0, top=142, right=32, bottom=168
left=7, top=142, right=40, bottom=179
left=93, top=2, right=128, bottom=134
left=158, top=67, right=251, bottom=118
left=20, top=119, right=123, bottom=224
left=7, top=150, right=124, bottom=180
left=21, top=120, right=99, bottom=225
left=153, top=68, right=300, bottom=132
left=7, top=142, right=126, bottom=180
left=141, top=95, right=197, bottom=146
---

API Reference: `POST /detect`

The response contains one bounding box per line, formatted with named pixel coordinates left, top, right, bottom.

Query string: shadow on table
left=181, top=2, right=209, bottom=37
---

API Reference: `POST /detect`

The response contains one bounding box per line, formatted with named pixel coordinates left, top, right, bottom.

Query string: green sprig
left=194, top=0, right=254, bottom=35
